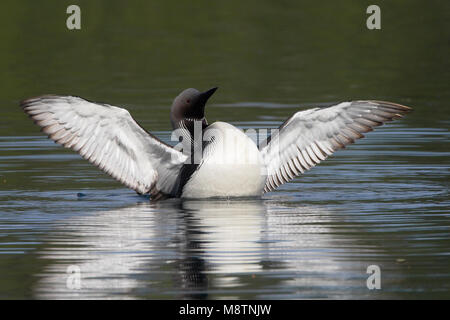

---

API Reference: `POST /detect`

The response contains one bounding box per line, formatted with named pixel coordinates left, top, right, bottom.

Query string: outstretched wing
left=21, top=95, right=187, bottom=197
left=260, top=100, right=411, bottom=193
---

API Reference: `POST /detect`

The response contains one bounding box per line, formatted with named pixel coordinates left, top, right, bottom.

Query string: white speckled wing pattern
left=260, top=100, right=411, bottom=193
left=21, top=95, right=187, bottom=197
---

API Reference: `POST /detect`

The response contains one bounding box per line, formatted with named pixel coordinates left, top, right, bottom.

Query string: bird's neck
left=172, top=117, right=208, bottom=133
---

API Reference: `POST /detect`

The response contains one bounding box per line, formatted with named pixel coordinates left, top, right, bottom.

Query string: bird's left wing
left=260, top=100, right=411, bottom=193
left=21, top=95, right=187, bottom=198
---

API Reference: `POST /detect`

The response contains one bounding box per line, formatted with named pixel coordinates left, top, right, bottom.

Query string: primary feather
left=260, top=100, right=411, bottom=193
left=21, top=95, right=187, bottom=198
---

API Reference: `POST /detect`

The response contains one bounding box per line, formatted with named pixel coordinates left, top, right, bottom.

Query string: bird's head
left=170, top=87, right=217, bottom=129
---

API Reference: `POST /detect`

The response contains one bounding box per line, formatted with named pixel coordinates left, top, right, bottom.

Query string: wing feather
left=260, top=100, right=411, bottom=193
left=21, top=95, right=187, bottom=197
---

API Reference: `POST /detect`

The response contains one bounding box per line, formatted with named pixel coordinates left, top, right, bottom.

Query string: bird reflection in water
left=35, top=198, right=360, bottom=299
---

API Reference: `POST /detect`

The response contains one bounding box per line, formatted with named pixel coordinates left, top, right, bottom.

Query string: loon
left=21, top=88, right=411, bottom=200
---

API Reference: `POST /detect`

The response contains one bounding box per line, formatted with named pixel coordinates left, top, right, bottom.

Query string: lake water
left=0, top=1, right=449, bottom=299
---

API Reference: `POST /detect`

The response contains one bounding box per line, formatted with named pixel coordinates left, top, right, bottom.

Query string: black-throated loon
left=21, top=88, right=411, bottom=200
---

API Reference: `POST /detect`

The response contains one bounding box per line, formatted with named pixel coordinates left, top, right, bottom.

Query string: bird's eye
left=186, top=99, right=191, bottom=104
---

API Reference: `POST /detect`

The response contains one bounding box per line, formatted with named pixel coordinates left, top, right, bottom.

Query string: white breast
left=181, top=122, right=267, bottom=199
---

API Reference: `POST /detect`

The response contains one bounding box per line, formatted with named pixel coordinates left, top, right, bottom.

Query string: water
left=0, top=0, right=449, bottom=299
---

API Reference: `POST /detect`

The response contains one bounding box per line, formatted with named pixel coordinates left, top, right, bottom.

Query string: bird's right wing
left=21, top=95, right=187, bottom=198
left=260, top=100, right=411, bottom=193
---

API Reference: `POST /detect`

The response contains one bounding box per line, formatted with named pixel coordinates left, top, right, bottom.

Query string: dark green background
left=1, top=0, right=449, bottom=135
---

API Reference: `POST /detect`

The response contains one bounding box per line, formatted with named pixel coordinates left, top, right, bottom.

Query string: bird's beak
left=199, top=87, right=218, bottom=104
